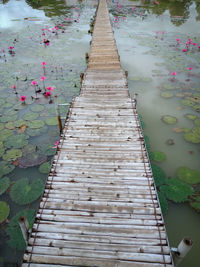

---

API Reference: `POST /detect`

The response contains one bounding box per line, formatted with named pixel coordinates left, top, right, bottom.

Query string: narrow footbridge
left=22, top=0, right=174, bottom=266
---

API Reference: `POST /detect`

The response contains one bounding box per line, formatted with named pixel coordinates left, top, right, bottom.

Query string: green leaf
left=151, top=151, right=166, bottom=162
left=151, top=164, right=167, bottom=187
left=177, top=167, right=200, bottom=184
left=0, top=161, right=15, bottom=178
left=161, top=115, right=177, bottom=125
left=0, top=177, right=10, bottom=195
left=4, top=134, right=29, bottom=149
left=39, top=162, right=51, bottom=174
left=0, top=201, right=10, bottom=223
left=10, top=178, right=44, bottom=205
left=158, top=191, right=168, bottom=216
left=45, top=117, right=58, bottom=126
left=27, top=120, right=45, bottom=129
left=22, top=113, right=39, bottom=121
left=2, top=148, right=22, bottom=161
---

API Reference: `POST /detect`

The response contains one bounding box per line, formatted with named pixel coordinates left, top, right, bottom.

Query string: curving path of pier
left=22, top=0, right=174, bottom=266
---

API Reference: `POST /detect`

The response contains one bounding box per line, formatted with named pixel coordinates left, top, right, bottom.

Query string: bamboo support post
left=18, top=216, right=29, bottom=244
left=172, top=237, right=193, bottom=266
left=54, top=95, right=63, bottom=134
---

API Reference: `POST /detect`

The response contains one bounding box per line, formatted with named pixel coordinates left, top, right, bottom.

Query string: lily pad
left=177, top=167, right=200, bottom=184
left=0, top=114, right=18, bottom=123
left=18, top=152, right=47, bottom=168
left=162, top=83, right=176, bottom=90
left=4, top=134, right=28, bottom=148
left=161, top=92, right=174, bottom=98
left=3, top=148, right=22, bottom=162
left=0, top=123, right=4, bottom=131
left=10, top=178, right=43, bottom=205
left=0, top=129, right=13, bottom=142
left=0, top=142, right=5, bottom=157
left=30, top=105, right=45, bottom=112
left=158, top=191, right=168, bottom=216
left=27, top=120, right=45, bottom=129
left=0, top=177, right=10, bottom=195
left=38, top=143, right=56, bottom=156
left=27, top=125, right=48, bottom=137
left=22, top=144, right=36, bottom=154
left=194, top=119, right=200, bottom=127
left=150, top=151, right=166, bottom=162
left=15, top=119, right=27, bottom=128
left=184, top=127, right=200, bottom=143
left=151, top=164, right=167, bottom=187
left=190, top=201, right=200, bottom=213
left=5, top=122, right=15, bottom=130
left=160, top=178, right=194, bottom=203
left=0, top=201, right=10, bottom=223
left=0, top=161, right=15, bottom=178
left=161, top=115, right=178, bottom=125
left=22, top=113, right=39, bottom=121
left=45, top=117, right=58, bottom=126
left=39, top=162, right=51, bottom=174
left=184, top=114, right=197, bottom=120
left=6, top=209, right=35, bottom=250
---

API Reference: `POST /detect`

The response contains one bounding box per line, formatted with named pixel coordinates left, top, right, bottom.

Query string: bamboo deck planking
left=22, top=0, right=174, bottom=266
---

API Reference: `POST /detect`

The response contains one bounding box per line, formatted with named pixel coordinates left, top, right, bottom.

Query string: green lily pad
left=38, top=143, right=56, bottom=156
left=10, top=178, right=43, bottom=205
left=5, top=122, right=15, bottom=130
left=194, top=119, right=200, bottom=127
left=190, top=201, right=200, bottom=213
left=6, top=209, right=35, bottom=250
left=0, top=161, right=15, bottom=178
left=22, top=144, right=36, bottom=154
left=160, top=178, right=194, bottom=203
left=15, top=119, right=26, bottom=128
left=158, top=191, right=168, bottom=216
left=18, top=152, right=47, bottom=168
left=27, top=125, right=48, bottom=137
left=184, top=127, right=200, bottom=143
left=3, top=148, right=22, bottom=161
left=177, top=167, right=200, bottom=184
left=39, top=162, right=51, bottom=174
left=45, top=117, right=58, bottom=126
left=4, top=134, right=28, bottom=148
left=162, top=83, right=176, bottom=90
left=0, top=114, right=18, bottom=123
left=30, top=105, right=45, bottom=112
left=0, top=177, right=10, bottom=195
left=144, top=135, right=150, bottom=150
left=150, top=151, right=166, bottom=163
left=151, top=164, right=167, bottom=187
left=161, top=92, right=174, bottom=98
left=0, top=201, right=10, bottom=223
left=184, top=114, right=197, bottom=120
left=22, top=113, right=39, bottom=121
left=161, top=115, right=178, bottom=125
left=27, top=120, right=45, bottom=129
left=0, top=123, right=4, bottom=131
left=0, top=143, right=5, bottom=157
left=0, top=129, right=13, bottom=142
left=181, top=99, right=195, bottom=107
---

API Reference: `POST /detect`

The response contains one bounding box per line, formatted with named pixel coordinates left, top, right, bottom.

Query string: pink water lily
left=47, top=86, right=54, bottom=91
left=182, top=49, right=188, bottom=52
left=31, top=80, right=37, bottom=85
left=161, top=31, right=165, bottom=35
left=193, top=43, right=197, bottom=46
left=45, top=91, right=52, bottom=97
left=8, top=46, right=14, bottom=50
left=20, top=95, right=26, bottom=102
left=176, top=38, right=181, bottom=42
left=12, top=84, right=16, bottom=89
left=40, top=76, right=46, bottom=81
left=188, top=67, right=193, bottom=70
left=171, top=72, right=177, bottom=76
left=52, top=141, right=59, bottom=148
left=41, top=61, right=46, bottom=66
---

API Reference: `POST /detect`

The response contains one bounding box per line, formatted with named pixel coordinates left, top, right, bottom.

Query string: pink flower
left=20, top=95, right=26, bottom=102
left=52, top=141, right=59, bottom=148
left=161, top=31, right=165, bottom=34
left=55, top=26, right=58, bottom=31
left=40, top=76, right=46, bottom=81
left=54, top=66, right=57, bottom=69
left=41, top=61, right=46, bottom=66
left=41, top=28, right=45, bottom=31
left=61, top=24, right=64, bottom=27
left=1, top=49, right=5, bottom=53
left=188, top=67, right=193, bottom=70
left=176, top=38, right=181, bottom=42
left=171, top=72, right=177, bottom=76
left=45, top=91, right=52, bottom=96
left=31, top=80, right=37, bottom=85
left=193, top=43, right=197, bottom=46
left=198, top=46, right=200, bottom=49
left=12, top=84, right=16, bottom=89
left=46, top=86, right=54, bottom=91
left=182, top=49, right=188, bottom=52
left=8, top=46, right=14, bottom=50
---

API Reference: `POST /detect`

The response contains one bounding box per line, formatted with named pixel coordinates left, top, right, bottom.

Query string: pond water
left=0, top=0, right=200, bottom=266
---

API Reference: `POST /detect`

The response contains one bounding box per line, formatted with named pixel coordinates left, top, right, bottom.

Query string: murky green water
left=0, top=0, right=200, bottom=266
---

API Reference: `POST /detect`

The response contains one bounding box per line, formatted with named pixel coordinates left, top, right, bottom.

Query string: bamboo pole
left=54, top=95, right=62, bottom=134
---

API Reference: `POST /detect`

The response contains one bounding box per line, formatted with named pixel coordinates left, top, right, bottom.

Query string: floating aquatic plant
left=161, top=178, right=194, bottom=203
left=10, top=178, right=43, bottom=205
left=0, top=129, right=13, bottom=142
left=0, top=142, right=5, bottom=157
left=18, top=152, right=47, bottom=168
left=161, top=92, right=174, bottom=98
left=30, top=105, right=45, bottom=112
left=158, top=191, right=168, bottom=216
left=27, top=120, right=45, bottom=129
left=151, top=164, right=167, bottom=187
left=26, top=125, right=48, bottom=137
left=45, top=117, right=58, bottom=126
left=6, top=209, right=35, bottom=250
left=161, top=115, right=178, bottom=125
left=4, top=134, right=29, bottom=149
left=184, top=114, right=197, bottom=120
left=190, top=192, right=200, bottom=213
left=22, top=113, right=39, bottom=121
left=0, top=161, right=15, bottom=178
left=39, top=162, right=51, bottom=174
left=3, top=148, right=22, bottom=162
left=177, top=166, right=200, bottom=184
left=150, top=151, right=166, bottom=163
left=0, top=201, right=10, bottom=223
left=0, top=177, right=10, bottom=196
left=184, top=127, right=200, bottom=143
left=38, top=143, right=56, bottom=156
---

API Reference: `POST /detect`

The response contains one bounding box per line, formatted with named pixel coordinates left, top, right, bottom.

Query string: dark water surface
left=0, top=0, right=200, bottom=266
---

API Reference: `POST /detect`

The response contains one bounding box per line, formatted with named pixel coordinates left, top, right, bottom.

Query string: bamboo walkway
left=22, top=0, right=174, bottom=266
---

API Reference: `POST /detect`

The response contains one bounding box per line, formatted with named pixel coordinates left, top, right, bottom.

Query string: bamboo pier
left=22, top=0, right=174, bottom=266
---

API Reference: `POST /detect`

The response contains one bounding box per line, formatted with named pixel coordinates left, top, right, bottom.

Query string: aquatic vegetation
left=150, top=151, right=166, bottom=162
left=30, top=105, right=45, bottom=112
left=27, top=120, right=45, bottom=129
left=166, top=139, right=175, bottom=145
left=45, top=117, right=58, bottom=126
left=177, top=166, right=200, bottom=184
left=20, top=95, right=26, bottom=103
left=23, top=113, right=39, bottom=121
left=26, top=125, right=48, bottom=137
left=18, top=152, right=47, bottom=168
left=160, top=178, right=194, bottom=203
left=190, top=192, right=200, bottom=213
left=6, top=209, right=35, bottom=250
left=10, top=178, right=43, bottom=205
left=0, top=161, right=15, bottom=178
left=151, top=164, right=167, bottom=187
left=161, top=115, right=178, bottom=125
left=184, top=127, right=200, bottom=143
left=4, top=134, right=29, bottom=149
left=0, top=142, right=5, bottom=157
left=161, top=92, right=174, bottom=98
left=0, top=177, right=10, bottom=196
left=38, top=143, right=56, bottom=156
left=3, top=149, right=22, bottom=162
left=39, top=162, right=51, bottom=174
left=184, top=114, right=197, bottom=120
left=0, top=201, right=10, bottom=223
left=158, top=191, right=168, bottom=216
